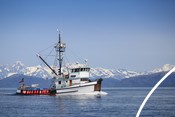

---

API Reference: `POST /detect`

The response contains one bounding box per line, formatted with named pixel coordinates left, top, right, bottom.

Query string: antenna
left=85, top=59, right=88, bottom=66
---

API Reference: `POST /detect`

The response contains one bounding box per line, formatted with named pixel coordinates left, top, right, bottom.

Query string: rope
left=44, top=47, right=55, bottom=60
left=66, top=46, right=85, bottom=63
left=38, top=43, right=55, bottom=54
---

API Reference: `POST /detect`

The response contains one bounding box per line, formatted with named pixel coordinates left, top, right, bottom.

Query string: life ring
left=22, top=90, right=26, bottom=94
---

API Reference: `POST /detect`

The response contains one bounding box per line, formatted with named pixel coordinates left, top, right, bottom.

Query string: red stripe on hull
left=19, top=90, right=50, bottom=95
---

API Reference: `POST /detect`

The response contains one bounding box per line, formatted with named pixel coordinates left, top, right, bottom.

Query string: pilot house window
left=71, top=68, right=90, bottom=73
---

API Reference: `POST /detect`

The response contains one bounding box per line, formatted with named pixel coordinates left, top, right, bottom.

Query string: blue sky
left=0, top=0, right=175, bottom=71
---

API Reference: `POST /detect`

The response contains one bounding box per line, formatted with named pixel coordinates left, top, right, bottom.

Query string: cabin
left=54, top=64, right=91, bottom=89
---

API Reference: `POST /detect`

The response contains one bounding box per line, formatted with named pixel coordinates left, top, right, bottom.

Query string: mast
left=58, top=33, right=62, bottom=75
left=55, top=32, right=66, bottom=76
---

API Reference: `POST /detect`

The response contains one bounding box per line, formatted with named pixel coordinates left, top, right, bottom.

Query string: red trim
left=20, top=90, right=50, bottom=95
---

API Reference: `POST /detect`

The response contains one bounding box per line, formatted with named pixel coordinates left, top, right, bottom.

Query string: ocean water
left=0, top=87, right=175, bottom=117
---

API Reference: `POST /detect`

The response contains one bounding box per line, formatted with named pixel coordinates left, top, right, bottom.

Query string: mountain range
left=0, top=61, right=175, bottom=88
left=0, top=61, right=174, bottom=80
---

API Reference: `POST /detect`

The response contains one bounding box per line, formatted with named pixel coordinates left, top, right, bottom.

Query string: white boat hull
left=56, top=81, right=102, bottom=95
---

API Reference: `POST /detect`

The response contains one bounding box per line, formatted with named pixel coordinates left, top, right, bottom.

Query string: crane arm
left=36, top=53, right=58, bottom=76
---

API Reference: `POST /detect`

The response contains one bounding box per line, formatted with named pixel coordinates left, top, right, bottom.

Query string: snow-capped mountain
left=0, top=61, right=54, bottom=79
left=90, top=68, right=143, bottom=79
left=150, top=64, right=175, bottom=73
left=0, top=61, right=174, bottom=80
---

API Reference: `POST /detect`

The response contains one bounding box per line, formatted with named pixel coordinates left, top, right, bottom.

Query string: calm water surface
left=0, top=87, right=175, bottom=117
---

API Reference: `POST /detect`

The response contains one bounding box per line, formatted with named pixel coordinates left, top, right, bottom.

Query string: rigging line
left=64, top=53, right=70, bottom=65
left=37, top=47, right=55, bottom=68
left=66, top=46, right=85, bottom=63
left=36, top=56, right=44, bottom=68
left=39, top=54, right=55, bottom=57
left=63, top=55, right=70, bottom=75
left=38, top=43, right=55, bottom=54
left=44, top=47, right=55, bottom=60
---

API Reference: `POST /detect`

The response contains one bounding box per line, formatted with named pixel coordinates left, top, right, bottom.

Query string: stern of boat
left=94, top=78, right=103, bottom=91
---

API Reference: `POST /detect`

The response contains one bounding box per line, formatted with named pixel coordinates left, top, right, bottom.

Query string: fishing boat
left=16, top=32, right=103, bottom=95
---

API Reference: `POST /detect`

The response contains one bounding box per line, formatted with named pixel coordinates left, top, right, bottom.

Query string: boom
left=36, top=53, right=58, bottom=76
